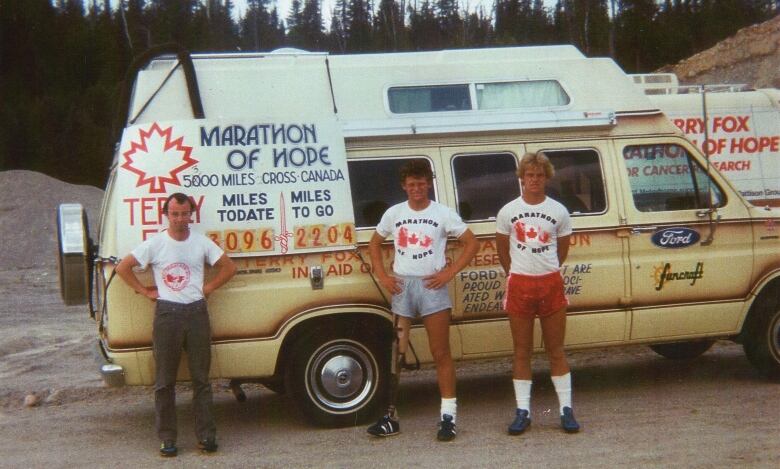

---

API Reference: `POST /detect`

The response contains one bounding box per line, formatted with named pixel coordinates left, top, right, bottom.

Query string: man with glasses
left=116, top=192, right=236, bottom=457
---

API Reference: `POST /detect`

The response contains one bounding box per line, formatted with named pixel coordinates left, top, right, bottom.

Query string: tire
left=56, top=204, right=92, bottom=306
left=286, top=327, right=389, bottom=427
left=743, top=289, right=780, bottom=379
left=649, top=340, right=715, bottom=360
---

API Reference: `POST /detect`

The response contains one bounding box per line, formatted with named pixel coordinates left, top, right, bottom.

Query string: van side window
left=452, top=153, right=519, bottom=221
left=388, top=85, right=471, bottom=113
left=542, top=149, right=607, bottom=215
left=623, top=144, right=725, bottom=212
left=476, top=81, right=570, bottom=110
left=348, top=158, right=436, bottom=228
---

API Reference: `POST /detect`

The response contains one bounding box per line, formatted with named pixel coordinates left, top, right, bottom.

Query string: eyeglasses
left=167, top=210, right=192, bottom=217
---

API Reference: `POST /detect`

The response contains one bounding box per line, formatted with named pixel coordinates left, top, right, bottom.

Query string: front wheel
left=286, top=327, right=388, bottom=427
left=743, top=290, right=780, bottom=379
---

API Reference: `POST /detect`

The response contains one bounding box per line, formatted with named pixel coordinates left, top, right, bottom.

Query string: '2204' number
left=294, top=223, right=354, bottom=249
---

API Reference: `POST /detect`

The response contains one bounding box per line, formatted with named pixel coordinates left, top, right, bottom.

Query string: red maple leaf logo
left=120, top=123, right=198, bottom=193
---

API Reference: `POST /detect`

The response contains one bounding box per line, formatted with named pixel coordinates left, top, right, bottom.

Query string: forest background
left=1, top=0, right=778, bottom=187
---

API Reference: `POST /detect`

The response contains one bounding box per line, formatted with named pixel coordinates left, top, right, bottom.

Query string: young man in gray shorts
left=366, top=159, right=478, bottom=441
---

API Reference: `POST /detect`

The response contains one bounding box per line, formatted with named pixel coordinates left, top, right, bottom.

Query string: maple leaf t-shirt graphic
left=121, top=123, right=198, bottom=193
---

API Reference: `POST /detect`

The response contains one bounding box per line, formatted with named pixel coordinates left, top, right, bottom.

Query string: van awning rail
left=112, top=43, right=204, bottom=146
left=341, top=109, right=618, bottom=138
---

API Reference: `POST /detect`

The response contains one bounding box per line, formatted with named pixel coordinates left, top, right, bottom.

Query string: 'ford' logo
left=651, top=227, right=700, bottom=248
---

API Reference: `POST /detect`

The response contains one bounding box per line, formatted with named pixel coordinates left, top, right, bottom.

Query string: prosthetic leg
left=385, top=313, right=410, bottom=420
left=367, top=313, right=409, bottom=436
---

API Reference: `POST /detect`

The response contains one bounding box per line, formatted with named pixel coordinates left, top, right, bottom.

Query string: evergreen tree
left=300, top=0, right=327, bottom=50
left=146, top=0, right=198, bottom=46
left=192, top=1, right=239, bottom=51
left=614, top=0, right=659, bottom=71
left=463, top=5, right=494, bottom=46
left=551, top=0, right=609, bottom=54
left=654, top=0, right=695, bottom=66
left=345, top=0, right=373, bottom=51
left=1, top=0, right=777, bottom=188
left=409, top=0, right=442, bottom=49
left=374, top=0, right=407, bottom=50
left=495, top=0, right=552, bottom=45
left=437, top=0, right=464, bottom=47
left=327, top=1, right=349, bottom=52
left=287, top=0, right=304, bottom=46
left=239, top=0, right=285, bottom=51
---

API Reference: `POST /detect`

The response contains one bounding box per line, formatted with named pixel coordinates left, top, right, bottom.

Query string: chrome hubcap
left=308, top=341, right=375, bottom=411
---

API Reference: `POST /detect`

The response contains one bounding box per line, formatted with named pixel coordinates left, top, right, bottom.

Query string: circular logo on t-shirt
left=162, top=263, right=191, bottom=291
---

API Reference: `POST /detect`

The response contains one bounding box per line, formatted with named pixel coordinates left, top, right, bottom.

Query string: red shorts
left=503, top=271, right=568, bottom=317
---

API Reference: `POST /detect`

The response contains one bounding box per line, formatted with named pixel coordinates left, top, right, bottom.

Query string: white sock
left=441, top=397, right=457, bottom=423
left=513, top=379, right=532, bottom=412
left=551, top=373, right=573, bottom=415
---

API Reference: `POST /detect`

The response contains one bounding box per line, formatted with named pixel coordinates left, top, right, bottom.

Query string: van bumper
left=94, top=340, right=125, bottom=387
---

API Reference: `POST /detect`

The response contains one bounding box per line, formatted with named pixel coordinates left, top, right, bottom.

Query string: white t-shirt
left=131, top=230, right=225, bottom=304
left=496, top=196, right=572, bottom=275
left=376, top=201, right=468, bottom=277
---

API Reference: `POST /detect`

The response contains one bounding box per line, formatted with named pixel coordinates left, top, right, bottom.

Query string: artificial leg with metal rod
left=385, top=313, right=410, bottom=420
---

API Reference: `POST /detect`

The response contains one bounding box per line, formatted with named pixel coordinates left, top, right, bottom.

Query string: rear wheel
left=649, top=340, right=715, bottom=360
left=743, top=289, right=780, bottom=379
left=286, top=327, right=389, bottom=427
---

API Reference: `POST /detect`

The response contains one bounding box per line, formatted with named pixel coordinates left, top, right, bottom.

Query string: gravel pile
left=0, top=170, right=103, bottom=270
left=659, top=15, right=780, bottom=88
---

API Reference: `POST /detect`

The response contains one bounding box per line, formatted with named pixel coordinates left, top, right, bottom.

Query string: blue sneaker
left=508, top=409, right=531, bottom=435
left=437, top=414, right=456, bottom=441
left=560, top=406, right=580, bottom=433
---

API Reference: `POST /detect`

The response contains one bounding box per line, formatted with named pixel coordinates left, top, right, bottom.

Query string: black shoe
left=159, top=440, right=177, bottom=457
left=367, top=414, right=400, bottom=437
left=508, top=408, right=531, bottom=435
left=561, top=406, right=580, bottom=433
left=198, top=437, right=218, bottom=453
left=437, top=414, right=456, bottom=442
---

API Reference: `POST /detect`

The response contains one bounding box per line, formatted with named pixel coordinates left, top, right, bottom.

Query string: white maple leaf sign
left=121, top=123, right=198, bottom=193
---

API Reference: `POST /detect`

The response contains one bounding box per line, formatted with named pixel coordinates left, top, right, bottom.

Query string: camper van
left=57, top=45, right=780, bottom=427
left=631, top=73, right=780, bottom=207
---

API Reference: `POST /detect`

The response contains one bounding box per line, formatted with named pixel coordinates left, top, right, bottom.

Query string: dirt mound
left=659, top=15, right=780, bottom=88
left=0, top=170, right=103, bottom=269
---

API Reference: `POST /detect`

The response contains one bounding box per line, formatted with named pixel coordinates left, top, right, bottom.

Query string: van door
left=440, top=144, right=527, bottom=355
left=524, top=142, right=631, bottom=347
left=617, top=139, right=754, bottom=340
left=443, top=141, right=630, bottom=356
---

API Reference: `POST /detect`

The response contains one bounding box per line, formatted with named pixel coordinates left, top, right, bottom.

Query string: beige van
left=57, top=45, right=780, bottom=427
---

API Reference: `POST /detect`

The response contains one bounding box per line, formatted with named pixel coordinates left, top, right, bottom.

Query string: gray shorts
left=391, top=276, right=452, bottom=319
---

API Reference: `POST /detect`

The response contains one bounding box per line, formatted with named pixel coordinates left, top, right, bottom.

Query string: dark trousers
left=153, top=299, right=215, bottom=442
